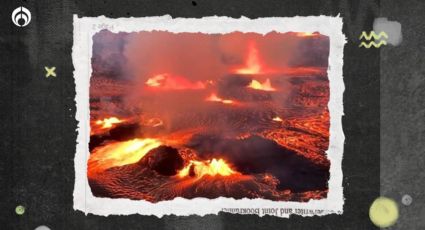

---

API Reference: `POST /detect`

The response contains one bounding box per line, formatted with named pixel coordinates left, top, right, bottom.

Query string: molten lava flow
left=95, top=117, right=123, bottom=129
left=91, top=117, right=126, bottom=135
left=178, top=158, right=237, bottom=178
left=280, top=66, right=325, bottom=76
left=295, top=32, right=319, bottom=37
left=272, top=116, right=283, bottom=122
left=235, top=42, right=274, bottom=75
left=247, top=78, right=276, bottom=91
left=145, top=74, right=164, bottom=87
left=88, top=138, right=162, bottom=175
left=145, top=73, right=205, bottom=90
left=206, top=93, right=234, bottom=104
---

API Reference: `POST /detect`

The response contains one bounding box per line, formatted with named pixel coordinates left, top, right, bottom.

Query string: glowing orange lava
left=295, top=32, right=319, bottom=37
left=145, top=73, right=205, bottom=90
left=145, top=74, right=164, bottom=87
left=280, top=67, right=325, bottom=76
left=247, top=78, right=276, bottom=91
left=178, top=158, right=237, bottom=178
left=235, top=42, right=274, bottom=75
left=272, top=116, right=283, bottom=122
left=88, top=138, right=162, bottom=176
left=206, top=93, right=234, bottom=104
left=233, top=41, right=324, bottom=76
left=95, top=117, right=123, bottom=129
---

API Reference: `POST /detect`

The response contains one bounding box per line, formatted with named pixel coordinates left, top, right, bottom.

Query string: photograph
left=87, top=29, right=331, bottom=203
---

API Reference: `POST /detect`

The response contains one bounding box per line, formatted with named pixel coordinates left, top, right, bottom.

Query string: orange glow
left=280, top=67, right=325, bottom=76
left=142, top=117, right=164, bottom=127
left=91, top=117, right=125, bottom=135
left=236, top=133, right=251, bottom=140
left=234, top=42, right=274, bottom=75
left=88, top=138, right=162, bottom=175
left=206, top=93, right=234, bottom=104
left=145, top=74, right=164, bottom=87
left=296, top=32, right=319, bottom=37
left=95, top=117, right=123, bottom=129
left=236, top=42, right=261, bottom=74
left=178, top=158, right=237, bottom=178
left=247, top=78, right=276, bottom=91
left=272, top=116, right=283, bottom=122
left=231, top=42, right=324, bottom=76
left=145, top=73, right=205, bottom=90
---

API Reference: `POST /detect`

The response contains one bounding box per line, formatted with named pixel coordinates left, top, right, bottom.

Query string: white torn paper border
left=72, top=15, right=346, bottom=217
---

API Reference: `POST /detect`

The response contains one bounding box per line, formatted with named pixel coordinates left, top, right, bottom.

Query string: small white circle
left=11, top=6, right=31, bottom=27
left=402, top=194, right=412, bottom=206
left=34, top=226, right=50, bottom=230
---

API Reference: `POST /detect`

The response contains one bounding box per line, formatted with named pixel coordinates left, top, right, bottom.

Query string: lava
left=89, top=31, right=331, bottom=202
left=233, top=41, right=323, bottom=76
left=88, top=138, right=162, bottom=176
left=295, top=32, right=320, bottom=37
left=91, top=117, right=126, bottom=135
left=272, top=116, right=283, bottom=122
left=234, top=42, right=274, bottom=75
left=247, top=78, right=276, bottom=91
left=95, top=117, right=123, bottom=129
left=205, top=93, right=234, bottom=104
left=145, top=74, right=164, bottom=87
left=145, top=73, right=205, bottom=90
left=178, top=158, right=237, bottom=178
left=280, top=67, right=325, bottom=76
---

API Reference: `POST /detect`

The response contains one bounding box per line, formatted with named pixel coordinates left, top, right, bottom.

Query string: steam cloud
left=92, top=30, right=329, bottom=82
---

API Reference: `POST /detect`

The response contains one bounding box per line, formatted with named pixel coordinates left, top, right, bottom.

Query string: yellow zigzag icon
left=359, top=40, right=387, bottom=48
left=359, top=31, right=388, bottom=40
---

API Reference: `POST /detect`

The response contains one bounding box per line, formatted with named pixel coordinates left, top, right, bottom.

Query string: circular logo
left=12, top=6, right=31, bottom=27
left=15, top=205, right=25, bottom=215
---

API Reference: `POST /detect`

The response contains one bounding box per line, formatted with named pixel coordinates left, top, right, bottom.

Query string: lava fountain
left=247, top=78, right=276, bottom=91
left=234, top=41, right=275, bottom=75
left=178, top=158, right=238, bottom=178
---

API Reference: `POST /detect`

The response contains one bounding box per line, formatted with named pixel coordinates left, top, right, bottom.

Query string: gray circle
left=35, top=226, right=50, bottom=230
left=401, top=194, right=412, bottom=206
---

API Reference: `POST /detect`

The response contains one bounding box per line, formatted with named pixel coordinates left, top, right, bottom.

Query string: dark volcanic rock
left=88, top=142, right=328, bottom=202
left=139, top=146, right=184, bottom=176
left=217, top=75, right=273, bottom=102
left=89, top=122, right=140, bottom=151
left=109, top=123, right=140, bottom=140
left=187, top=134, right=330, bottom=192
